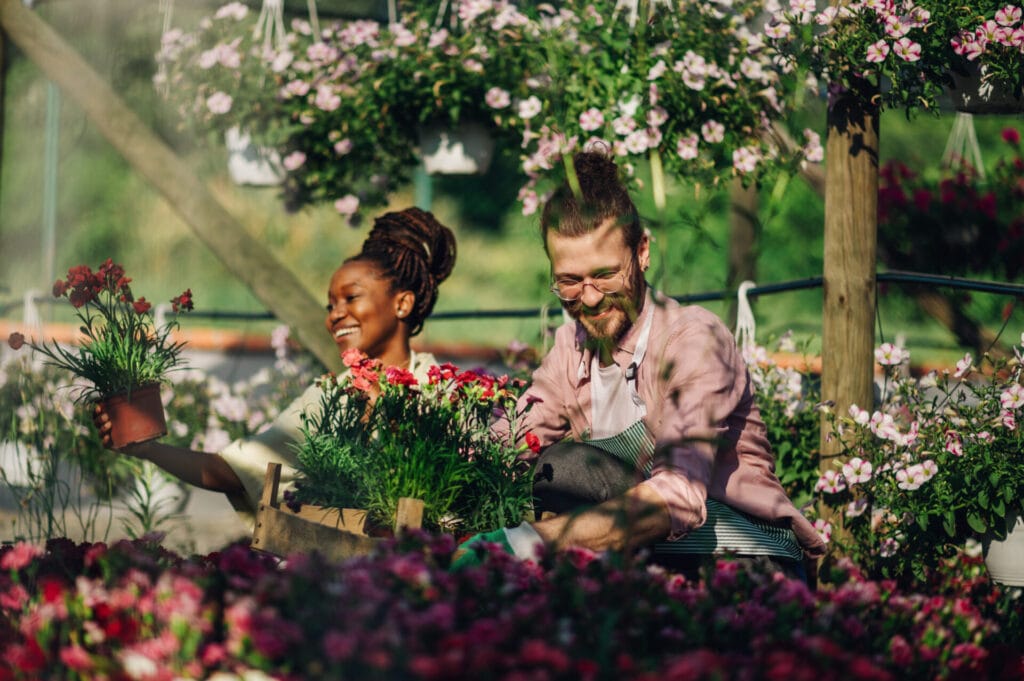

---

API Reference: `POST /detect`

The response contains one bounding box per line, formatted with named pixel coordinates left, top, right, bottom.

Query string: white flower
left=578, top=108, right=605, bottom=132
left=701, top=120, right=725, bottom=143
left=874, top=342, right=908, bottom=366
left=954, top=352, right=974, bottom=378
left=893, top=37, right=922, bottom=62
left=517, top=96, right=542, bottom=120
left=813, top=519, right=832, bottom=543
left=814, top=469, right=846, bottom=494
left=732, top=146, right=760, bottom=173
left=865, top=39, right=890, bottom=63
left=205, top=91, right=233, bottom=114
left=646, top=107, right=668, bottom=128
left=764, top=20, right=791, bottom=39
left=879, top=537, right=900, bottom=558
left=334, top=194, right=360, bottom=216
left=214, top=2, right=249, bottom=20
left=1000, top=383, right=1024, bottom=410
left=612, top=115, right=637, bottom=136
left=802, top=129, right=824, bottom=163
left=334, top=138, right=353, bottom=156
left=428, top=29, right=449, bottom=48
left=895, top=464, right=927, bottom=491
left=282, top=151, right=307, bottom=171
left=314, top=86, right=341, bottom=112
left=846, top=498, right=869, bottom=518
left=518, top=187, right=539, bottom=216
left=624, top=129, right=650, bottom=154
left=842, top=457, right=873, bottom=485
left=485, top=87, right=511, bottom=109
left=647, top=59, right=668, bottom=80
left=676, top=134, right=699, bottom=160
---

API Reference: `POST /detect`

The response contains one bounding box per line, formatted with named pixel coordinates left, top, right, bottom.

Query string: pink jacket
left=507, top=289, right=826, bottom=557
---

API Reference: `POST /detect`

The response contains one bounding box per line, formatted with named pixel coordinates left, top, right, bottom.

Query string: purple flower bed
left=2, top=534, right=1022, bottom=680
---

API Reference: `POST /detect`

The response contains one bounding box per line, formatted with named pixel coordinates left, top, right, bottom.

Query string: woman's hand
left=92, top=402, right=116, bottom=450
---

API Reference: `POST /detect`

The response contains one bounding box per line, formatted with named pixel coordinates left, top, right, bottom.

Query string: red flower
left=52, top=279, right=67, bottom=297
left=1002, top=127, right=1021, bottom=146
left=525, top=431, right=541, bottom=454
left=132, top=297, right=152, bottom=315
left=68, top=286, right=96, bottom=308
left=385, top=366, right=418, bottom=387
left=6, top=332, right=25, bottom=351
left=171, top=288, right=194, bottom=313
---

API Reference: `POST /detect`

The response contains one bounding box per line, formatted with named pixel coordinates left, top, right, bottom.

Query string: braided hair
left=540, top=151, right=643, bottom=254
left=348, top=207, right=457, bottom=336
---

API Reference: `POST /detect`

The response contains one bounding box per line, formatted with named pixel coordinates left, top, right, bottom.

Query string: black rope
left=2, top=270, right=1021, bottom=322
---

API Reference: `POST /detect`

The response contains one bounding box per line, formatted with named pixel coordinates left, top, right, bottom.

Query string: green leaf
left=967, top=513, right=987, bottom=534
left=943, top=511, right=956, bottom=538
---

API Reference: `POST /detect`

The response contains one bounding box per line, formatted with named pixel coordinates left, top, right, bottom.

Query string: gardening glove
left=450, top=523, right=544, bottom=570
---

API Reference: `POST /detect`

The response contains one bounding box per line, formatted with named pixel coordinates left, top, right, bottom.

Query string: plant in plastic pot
left=7, top=259, right=193, bottom=448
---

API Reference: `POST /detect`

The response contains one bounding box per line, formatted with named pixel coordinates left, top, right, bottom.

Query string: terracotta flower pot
left=100, top=383, right=168, bottom=449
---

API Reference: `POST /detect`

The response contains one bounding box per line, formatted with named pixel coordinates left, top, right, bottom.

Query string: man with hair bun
left=459, top=151, right=825, bottom=579
left=94, top=207, right=457, bottom=528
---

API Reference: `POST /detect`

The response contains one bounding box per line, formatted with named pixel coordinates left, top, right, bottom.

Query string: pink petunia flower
left=865, top=40, right=890, bottom=63
left=578, top=108, right=605, bottom=132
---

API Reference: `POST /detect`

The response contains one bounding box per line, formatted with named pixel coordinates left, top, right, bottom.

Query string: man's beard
left=564, top=265, right=647, bottom=347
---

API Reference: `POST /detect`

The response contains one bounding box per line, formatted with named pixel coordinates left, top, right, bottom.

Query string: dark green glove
left=450, top=528, right=513, bottom=571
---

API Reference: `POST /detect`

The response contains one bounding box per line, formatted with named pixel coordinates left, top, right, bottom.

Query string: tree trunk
left=0, top=0, right=342, bottom=371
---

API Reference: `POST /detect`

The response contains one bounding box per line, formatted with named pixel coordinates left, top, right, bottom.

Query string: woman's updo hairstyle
left=349, top=207, right=456, bottom=336
left=540, top=150, right=642, bottom=254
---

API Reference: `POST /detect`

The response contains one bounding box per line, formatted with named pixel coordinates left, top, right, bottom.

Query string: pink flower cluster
left=952, top=5, right=1024, bottom=61
left=2, top=535, right=1020, bottom=680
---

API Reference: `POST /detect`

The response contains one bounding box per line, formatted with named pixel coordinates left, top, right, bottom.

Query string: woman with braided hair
left=93, top=207, right=457, bottom=526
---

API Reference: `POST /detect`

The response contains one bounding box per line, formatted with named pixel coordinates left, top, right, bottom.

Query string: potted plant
left=6, top=259, right=194, bottom=448
left=280, top=349, right=539, bottom=540
left=155, top=1, right=289, bottom=185
left=504, top=0, right=818, bottom=215
left=270, top=0, right=534, bottom=218
left=814, top=341, right=1024, bottom=586
left=766, top=0, right=1024, bottom=115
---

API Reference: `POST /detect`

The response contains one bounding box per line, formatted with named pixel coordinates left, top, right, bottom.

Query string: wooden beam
left=0, top=0, right=342, bottom=372
left=820, top=85, right=879, bottom=460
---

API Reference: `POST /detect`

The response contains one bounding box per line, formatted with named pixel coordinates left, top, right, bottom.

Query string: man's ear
left=637, top=232, right=651, bottom=272
left=395, top=291, right=416, bottom=320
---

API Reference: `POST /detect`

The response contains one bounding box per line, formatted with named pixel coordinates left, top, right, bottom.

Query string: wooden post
left=0, top=0, right=342, bottom=372
left=820, top=84, right=879, bottom=464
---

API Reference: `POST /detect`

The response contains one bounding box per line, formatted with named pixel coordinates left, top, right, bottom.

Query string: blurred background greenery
left=2, top=0, right=1022, bottom=367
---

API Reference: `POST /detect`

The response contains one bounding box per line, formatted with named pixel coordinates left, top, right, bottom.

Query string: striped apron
left=585, top=312, right=802, bottom=562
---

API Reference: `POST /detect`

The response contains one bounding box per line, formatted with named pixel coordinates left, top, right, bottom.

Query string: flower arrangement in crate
left=506, top=0, right=819, bottom=215
left=765, top=0, right=1024, bottom=114
left=877, top=126, right=1024, bottom=281
left=7, top=259, right=194, bottom=449
left=288, top=349, right=539, bottom=535
left=815, top=340, right=1024, bottom=584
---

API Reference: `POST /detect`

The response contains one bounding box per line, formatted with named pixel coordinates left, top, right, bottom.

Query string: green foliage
left=7, top=259, right=193, bottom=402
left=817, top=342, right=1024, bottom=585
left=292, top=352, right=537, bottom=534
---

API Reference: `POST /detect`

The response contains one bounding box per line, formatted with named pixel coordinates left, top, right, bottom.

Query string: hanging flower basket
left=983, top=509, right=1024, bottom=587
left=100, top=383, right=168, bottom=449
left=949, top=64, right=1024, bottom=115
left=225, top=126, right=286, bottom=186
left=417, top=121, right=496, bottom=175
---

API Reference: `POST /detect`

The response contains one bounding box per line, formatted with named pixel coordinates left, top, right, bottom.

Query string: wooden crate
left=251, top=462, right=424, bottom=562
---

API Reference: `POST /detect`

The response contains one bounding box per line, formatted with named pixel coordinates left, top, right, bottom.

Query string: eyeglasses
left=549, top=265, right=630, bottom=302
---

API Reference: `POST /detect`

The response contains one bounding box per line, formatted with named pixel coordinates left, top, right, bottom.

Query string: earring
left=397, top=309, right=407, bottom=318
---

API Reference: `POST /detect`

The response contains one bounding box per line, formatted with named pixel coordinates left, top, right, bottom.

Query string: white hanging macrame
left=942, top=112, right=986, bottom=180
left=734, top=280, right=757, bottom=355
left=612, top=0, right=675, bottom=29
left=253, top=0, right=288, bottom=53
